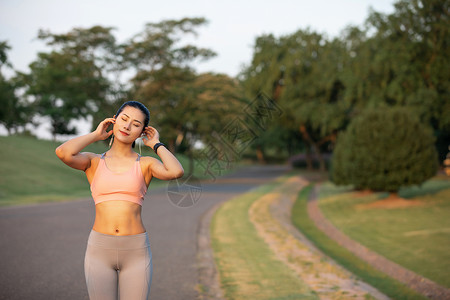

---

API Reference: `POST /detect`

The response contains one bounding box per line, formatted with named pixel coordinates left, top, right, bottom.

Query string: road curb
left=196, top=201, right=225, bottom=300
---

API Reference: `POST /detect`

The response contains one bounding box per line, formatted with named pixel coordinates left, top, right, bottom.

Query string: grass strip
left=291, top=184, right=427, bottom=300
left=210, top=178, right=318, bottom=300
left=318, top=181, right=450, bottom=288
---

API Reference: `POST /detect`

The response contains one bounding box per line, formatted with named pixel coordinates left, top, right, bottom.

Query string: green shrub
left=331, top=108, right=438, bottom=192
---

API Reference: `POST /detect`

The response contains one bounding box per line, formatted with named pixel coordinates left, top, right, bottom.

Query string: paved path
left=0, top=165, right=290, bottom=300
left=307, top=184, right=450, bottom=300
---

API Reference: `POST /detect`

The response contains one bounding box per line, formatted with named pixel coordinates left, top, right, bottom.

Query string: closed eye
left=122, top=117, right=141, bottom=127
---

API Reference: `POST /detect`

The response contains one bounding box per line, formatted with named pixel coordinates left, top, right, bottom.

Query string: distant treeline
left=0, top=0, right=448, bottom=170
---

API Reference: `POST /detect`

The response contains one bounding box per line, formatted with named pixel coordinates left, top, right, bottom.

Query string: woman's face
left=113, top=106, right=146, bottom=143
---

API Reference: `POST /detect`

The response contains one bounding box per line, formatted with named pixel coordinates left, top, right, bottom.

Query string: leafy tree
left=125, top=18, right=218, bottom=152
left=132, top=65, right=197, bottom=152
left=241, top=0, right=449, bottom=167
left=184, top=72, right=244, bottom=174
left=122, top=18, right=215, bottom=71
left=23, top=26, right=117, bottom=140
left=331, top=108, right=438, bottom=192
left=241, top=30, right=348, bottom=169
left=0, top=41, right=12, bottom=68
left=0, top=41, right=33, bottom=134
left=191, top=72, right=245, bottom=139
left=357, top=0, right=450, bottom=160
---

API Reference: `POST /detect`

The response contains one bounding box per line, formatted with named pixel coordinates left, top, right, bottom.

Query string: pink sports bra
left=90, top=152, right=148, bottom=206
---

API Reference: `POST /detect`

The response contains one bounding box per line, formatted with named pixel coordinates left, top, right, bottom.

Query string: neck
left=109, top=140, right=135, bottom=157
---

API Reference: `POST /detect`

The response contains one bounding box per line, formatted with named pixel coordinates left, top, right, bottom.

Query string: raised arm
left=55, top=117, right=116, bottom=171
left=143, top=126, right=184, bottom=180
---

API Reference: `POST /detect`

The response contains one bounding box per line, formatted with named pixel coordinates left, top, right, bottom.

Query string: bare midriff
left=92, top=200, right=146, bottom=236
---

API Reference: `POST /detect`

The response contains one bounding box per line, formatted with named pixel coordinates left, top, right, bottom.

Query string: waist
left=93, top=200, right=145, bottom=235
left=88, top=229, right=150, bottom=249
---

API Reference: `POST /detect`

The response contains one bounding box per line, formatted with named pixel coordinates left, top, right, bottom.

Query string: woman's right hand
left=94, top=116, right=116, bottom=141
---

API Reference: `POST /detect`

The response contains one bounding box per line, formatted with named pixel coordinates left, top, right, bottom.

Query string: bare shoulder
left=140, top=155, right=165, bottom=174
left=83, top=152, right=104, bottom=182
left=82, top=152, right=102, bottom=172
left=81, top=151, right=102, bottom=160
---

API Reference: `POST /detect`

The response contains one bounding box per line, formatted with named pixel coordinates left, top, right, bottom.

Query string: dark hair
left=114, top=101, right=150, bottom=148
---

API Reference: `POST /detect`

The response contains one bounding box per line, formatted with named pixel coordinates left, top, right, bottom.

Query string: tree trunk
left=273, top=82, right=283, bottom=101
left=387, top=192, right=400, bottom=200
left=256, top=146, right=266, bottom=164
left=175, top=131, right=184, bottom=147
left=168, top=139, right=176, bottom=153
left=188, top=153, right=194, bottom=176
left=312, top=143, right=325, bottom=171
left=305, top=147, right=313, bottom=170
left=299, top=124, right=327, bottom=171
left=299, top=124, right=314, bottom=170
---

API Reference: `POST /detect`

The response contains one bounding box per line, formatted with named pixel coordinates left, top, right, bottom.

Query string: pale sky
left=0, top=0, right=396, bottom=139
left=1, top=0, right=396, bottom=77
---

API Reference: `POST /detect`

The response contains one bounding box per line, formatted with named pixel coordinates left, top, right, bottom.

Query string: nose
left=123, top=121, right=132, bottom=130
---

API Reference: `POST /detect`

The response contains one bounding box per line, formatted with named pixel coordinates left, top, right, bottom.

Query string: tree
left=360, top=0, right=450, bottom=161
left=125, top=18, right=217, bottom=152
left=241, top=0, right=449, bottom=168
left=241, top=29, right=349, bottom=169
left=122, top=18, right=215, bottom=71
left=0, top=41, right=33, bottom=134
left=331, top=108, right=438, bottom=192
left=23, top=26, right=117, bottom=140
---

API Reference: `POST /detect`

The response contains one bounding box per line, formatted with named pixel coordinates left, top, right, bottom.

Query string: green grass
left=291, top=184, right=427, bottom=300
left=0, top=134, right=234, bottom=206
left=318, top=179, right=450, bottom=288
left=0, top=135, right=93, bottom=206
left=210, top=177, right=318, bottom=300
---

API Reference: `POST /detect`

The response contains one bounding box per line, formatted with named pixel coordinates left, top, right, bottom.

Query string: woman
left=55, top=101, right=184, bottom=299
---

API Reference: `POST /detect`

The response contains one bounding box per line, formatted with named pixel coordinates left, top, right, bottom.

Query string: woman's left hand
left=141, top=126, right=160, bottom=148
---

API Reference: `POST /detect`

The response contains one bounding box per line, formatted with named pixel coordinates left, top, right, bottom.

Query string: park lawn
left=210, top=176, right=318, bottom=300
left=0, top=135, right=93, bottom=206
left=317, top=177, right=450, bottom=289
left=0, top=134, right=232, bottom=206
left=291, top=184, right=427, bottom=300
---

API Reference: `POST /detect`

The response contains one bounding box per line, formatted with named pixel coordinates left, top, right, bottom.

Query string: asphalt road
left=0, top=164, right=290, bottom=300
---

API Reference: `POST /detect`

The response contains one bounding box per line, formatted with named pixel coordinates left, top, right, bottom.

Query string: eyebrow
left=122, top=113, right=143, bottom=124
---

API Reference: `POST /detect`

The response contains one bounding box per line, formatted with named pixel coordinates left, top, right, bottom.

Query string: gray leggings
left=84, top=229, right=153, bottom=300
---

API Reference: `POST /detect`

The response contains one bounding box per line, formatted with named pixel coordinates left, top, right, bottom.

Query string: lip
left=119, top=130, right=130, bottom=136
